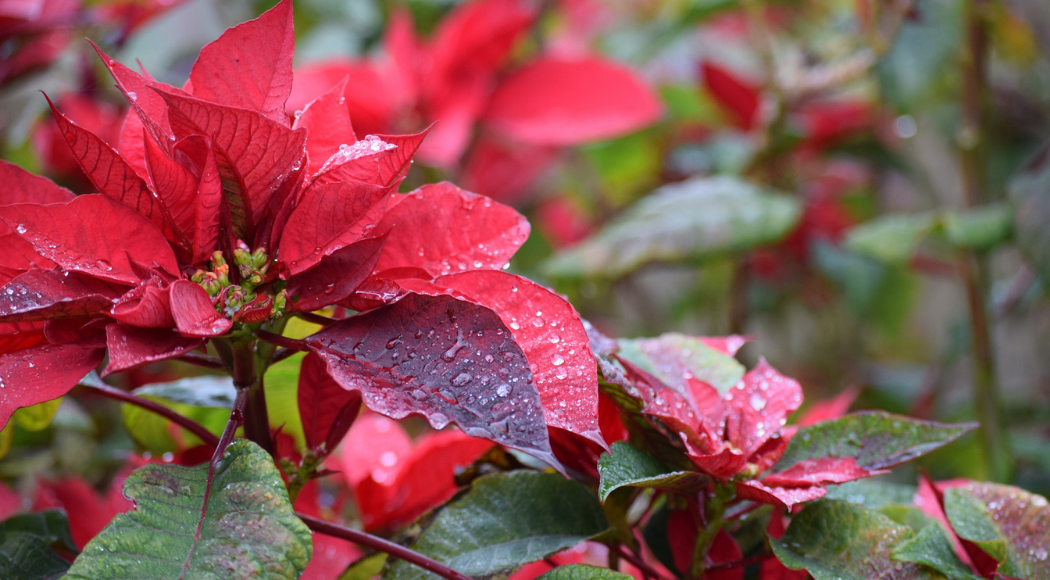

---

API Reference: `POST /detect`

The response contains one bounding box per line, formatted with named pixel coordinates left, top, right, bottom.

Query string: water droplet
left=551, top=354, right=565, bottom=366
left=496, top=384, right=511, bottom=397
left=379, top=451, right=398, bottom=467
left=452, top=372, right=472, bottom=387
left=127, top=91, right=137, bottom=101
left=749, top=392, right=767, bottom=411
left=15, top=224, right=26, bottom=234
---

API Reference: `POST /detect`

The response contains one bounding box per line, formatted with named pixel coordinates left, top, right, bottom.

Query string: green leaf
left=824, top=479, right=918, bottom=510
left=770, top=499, right=947, bottom=579
left=544, top=176, right=800, bottom=279
left=943, top=482, right=1050, bottom=579
left=339, top=552, right=387, bottom=580
left=941, top=204, right=1012, bottom=251
left=13, top=398, right=63, bottom=431
left=876, top=0, right=964, bottom=110
left=0, top=510, right=77, bottom=580
left=122, top=376, right=234, bottom=454
left=62, top=439, right=312, bottom=580
left=534, top=565, right=635, bottom=580
left=845, top=213, right=938, bottom=265
left=776, top=411, right=975, bottom=471
left=598, top=442, right=706, bottom=503
left=891, top=523, right=983, bottom=580
left=383, top=471, right=607, bottom=580
left=617, top=333, right=744, bottom=394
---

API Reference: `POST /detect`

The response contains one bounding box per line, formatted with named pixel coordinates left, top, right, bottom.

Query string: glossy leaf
left=776, top=412, right=976, bottom=472
left=770, top=499, right=946, bottom=580
left=0, top=533, right=70, bottom=580
left=286, top=236, right=386, bottom=313
left=0, top=343, right=104, bottom=430
left=168, top=280, right=232, bottom=338
left=534, top=565, right=635, bottom=580
left=372, top=183, right=530, bottom=276
left=943, top=483, right=1050, bottom=579
left=0, top=160, right=74, bottom=206
left=0, top=270, right=122, bottom=321
left=383, top=471, right=607, bottom=580
left=618, top=333, right=745, bottom=395
left=823, top=479, right=918, bottom=510
left=891, top=523, right=984, bottom=580
left=311, top=130, right=428, bottom=189
left=597, top=441, right=705, bottom=502
left=62, top=439, right=312, bottom=579
left=103, top=324, right=202, bottom=375
left=188, top=0, right=295, bottom=124
left=293, top=76, right=355, bottom=176
left=545, top=177, right=800, bottom=278
left=405, top=271, right=602, bottom=446
left=484, top=56, right=662, bottom=146
left=304, top=293, right=556, bottom=467
left=0, top=195, right=180, bottom=285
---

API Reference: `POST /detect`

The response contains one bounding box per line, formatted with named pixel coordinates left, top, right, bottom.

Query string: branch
left=173, top=352, right=225, bottom=370
left=296, top=311, right=338, bottom=326
left=704, top=553, right=770, bottom=573
left=85, top=383, right=219, bottom=446
left=297, top=513, right=474, bottom=580
left=257, top=329, right=310, bottom=352
left=607, top=543, right=670, bottom=580
left=270, top=347, right=298, bottom=365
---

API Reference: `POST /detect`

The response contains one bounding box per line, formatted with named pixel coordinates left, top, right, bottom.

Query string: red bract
left=289, top=0, right=661, bottom=170
left=0, top=0, right=601, bottom=470
left=622, top=354, right=881, bottom=507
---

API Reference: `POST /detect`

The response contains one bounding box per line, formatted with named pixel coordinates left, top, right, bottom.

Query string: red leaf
left=303, top=293, right=557, bottom=468
left=460, top=135, right=555, bottom=204
left=310, top=129, right=428, bottom=189
left=0, top=159, right=74, bottom=206
left=796, top=385, right=860, bottom=427
left=336, top=414, right=413, bottom=487
left=699, top=335, right=748, bottom=356
left=287, top=236, right=387, bottom=313
left=188, top=0, right=295, bottom=124
left=372, top=182, right=529, bottom=276
left=103, top=323, right=201, bottom=375
left=298, top=352, right=362, bottom=450
left=109, top=280, right=175, bottom=327
left=429, top=0, right=533, bottom=77
left=279, top=179, right=389, bottom=276
left=0, top=269, right=122, bottom=321
left=154, top=87, right=307, bottom=241
left=723, top=359, right=802, bottom=457
left=0, top=343, right=104, bottom=429
left=90, top=41, right=173, bottom=159
left=172, top=135, right=223, bottom=265
left=33, top=477, right=124, bottom=548
left=0, top=321, right=47, bottom=355
left=700, top=62, right=760, bottom=131
left=45, top=96, right=185, bottom=248
left=761, top=457, right=881, bottom=487
left=402, top=271, right=603, bottom=447
left=288, top=61, right=396, bottom=138
left=355, top=429, right=494, bottom=532
left=168, top=279, right=231, bottom=337
left=293, top=76, right=355, bottom=176
left=0, top=195, right=180, bottom=285
left=142, top=134, right=201, bottom=256
left=484, top=56, right=662, bottom=146
left=734, top=479, right=828, bottom=508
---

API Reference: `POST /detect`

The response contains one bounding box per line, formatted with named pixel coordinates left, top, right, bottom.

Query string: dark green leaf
left=0, top=534, right=70, bottom=580
left=943, top=482, right=1050, bottom=579
left=534, top=565, right=635, bottom=580
left=776, top=411, right=975, bottom=471
left=891, top=523, right=983, bottom=580
left=0, top=510, right=76, bottom=553
left=62, top=439, right=312, bottom=580
left=825, top=479, right=918, bottom=510
left=544, top=176, right=800, bottom=279
left=617, top=333, right=744, bottom=394
left=598, top=442, right=705, bottom=502
left=383, top=471, right=607, bottom=580
left=770, top=499, right=947, bottom=579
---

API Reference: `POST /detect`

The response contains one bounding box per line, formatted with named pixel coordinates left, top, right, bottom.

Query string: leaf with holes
left=383, top=471, right=607, bottom=580
left=62, top=439, right=312, bottom=580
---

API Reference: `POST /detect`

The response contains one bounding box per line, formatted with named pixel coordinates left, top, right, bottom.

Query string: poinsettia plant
left=0, top=2, right=1046, bottom=580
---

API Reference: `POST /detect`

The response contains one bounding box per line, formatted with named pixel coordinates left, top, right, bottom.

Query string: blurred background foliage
left=1, top=0, right=1048, bottom=506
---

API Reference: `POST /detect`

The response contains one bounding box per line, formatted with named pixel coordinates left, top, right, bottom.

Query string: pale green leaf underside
left=62, top=439, right=312, bottom=580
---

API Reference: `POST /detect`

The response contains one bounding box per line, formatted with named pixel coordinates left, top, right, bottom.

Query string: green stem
left=689, top=487, right=729, bottom=579
left=229, top=339, right=271, bottom=453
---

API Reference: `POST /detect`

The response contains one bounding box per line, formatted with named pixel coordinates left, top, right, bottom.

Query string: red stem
left=173, top=352, right=225, bottom=370
left=297, top=513, right=474, bottom=580
left=296, top=311, right=338, bottom=326
left=703, top=553, right=770, bottom=573
left=86, top=383, right=219, bottom=446
left=608, top=543, right=670, bottom=580
left=257, top=329, right=309, bottom=352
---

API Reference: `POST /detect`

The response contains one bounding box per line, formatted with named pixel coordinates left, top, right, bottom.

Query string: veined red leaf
left=0, top=195, right=180, bottom=285
left=287, top=235, right=387, bottom=313
left=189, top=0, right=295, bottom=124
left=700, top=62, right=760, bottom=131
left=155, top=87, right=307, bottom=241
left=103, top=324, right=202, bottom=375
left=143, top=133, right=199, bottom=249
left=0, top=321, right=47, bottom=355
left=293, top=76, right=355, bottom=176
left=90, top=41, right=173, bottom=158
left=109, top=280, right=174, bottom=327
left=0, top=270, right=122, bottom=321
left=288, top=61, right=396, bottom=138
left=168, top=280, right=231, bottom=338
left=297, top=352, right=362, bottom=450
left=173, top=135, right=223, bottom=265
left=311, top=129, right=428, bottom=189
left=484, top=56, right=662, bottom=146
left=303, top=293, right=557, bottom=468
left=402, top=271, right=603, bottom=447
left=0, top=159, right=74, bottom=206
left=279, top=179, right=389, bottom=276
left=0, top=343, right=104, bottom=429
left=761, top=457, right=880, bottom=487
left=372, top=182, right=529, bottom=276
left=723, top=359, right=802, bottom=457
left=735, top=480, right=829, bottom=508
left=45, top=96, right=186, bottom=248
left=0, top=233, right=55, bottom=275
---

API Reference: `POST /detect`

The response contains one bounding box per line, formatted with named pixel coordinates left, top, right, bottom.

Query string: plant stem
left=297, top=513, right=475, bottom=580
left=689, top=489, right=728, bottom=580
left=173, top=352, right=225, bottom=370
left=607, top=543, right=669, bottom=580
left=257, top=329, right=310, bottom=352
left=704, top=554, right=771, bottom=573
left=86, top=383, right=219, bottom=446
left=958, top=0, right=1010, bottom=482
left=297, top=311, right=338, bottom=326
left=230, top=339, right=272, bottom=453
left=209, top=386, right=249, bottom=473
